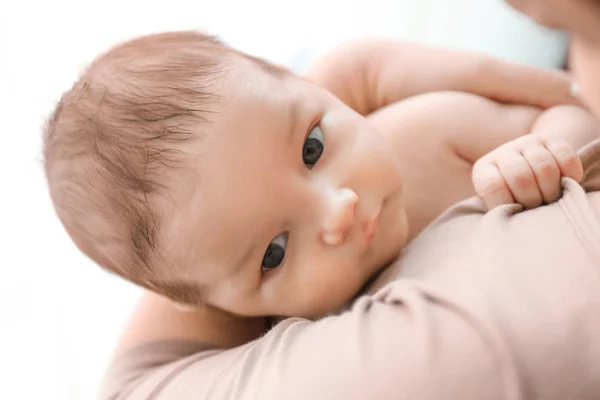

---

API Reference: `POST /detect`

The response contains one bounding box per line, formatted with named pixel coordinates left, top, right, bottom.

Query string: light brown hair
left=44, top=31, right=232, bottom=304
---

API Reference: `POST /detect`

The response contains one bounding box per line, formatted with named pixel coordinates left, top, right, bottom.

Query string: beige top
left=101, top=140, right=600, bottom=400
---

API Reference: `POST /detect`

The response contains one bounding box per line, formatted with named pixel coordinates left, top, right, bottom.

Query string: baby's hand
left=472, top=135, right=583, bottom=210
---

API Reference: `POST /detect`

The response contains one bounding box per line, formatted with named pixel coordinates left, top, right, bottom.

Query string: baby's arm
left=306, top=39, right=579, bottom=115
left=472, top=106, right=600, bottom=210
left=373, top=92, right=598, bottom=225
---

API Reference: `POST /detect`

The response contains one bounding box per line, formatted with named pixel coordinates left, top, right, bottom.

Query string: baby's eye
left=261, top=233, right=288, bottom=272
left=302, top=125, right=324, bottom=168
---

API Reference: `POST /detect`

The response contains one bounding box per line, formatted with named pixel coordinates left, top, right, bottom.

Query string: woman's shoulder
left=99, top=340, right=217, bottom=400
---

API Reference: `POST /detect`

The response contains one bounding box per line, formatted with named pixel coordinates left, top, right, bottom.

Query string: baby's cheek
left=310, top=258, right=364, bottom=310
left=280, top=249, right=365, bottom=317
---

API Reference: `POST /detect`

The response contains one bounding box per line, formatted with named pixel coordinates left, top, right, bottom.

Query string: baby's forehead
left=224, top=54, right=299, bottom=98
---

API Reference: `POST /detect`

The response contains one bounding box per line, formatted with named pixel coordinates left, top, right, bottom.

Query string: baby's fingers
left=473, top=161, right=514, bottom=210
left=496, top=150, right=543, bottom=209
left=521, top=141, right=561, bottom=204
left=544, top=139, right=584, bottom=182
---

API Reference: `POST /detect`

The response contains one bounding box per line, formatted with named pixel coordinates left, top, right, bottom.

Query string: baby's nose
left=320, top=187, right=359, bottom=246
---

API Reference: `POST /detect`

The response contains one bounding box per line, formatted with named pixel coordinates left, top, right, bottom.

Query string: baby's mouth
left=362, top=210, right=380, bottom=249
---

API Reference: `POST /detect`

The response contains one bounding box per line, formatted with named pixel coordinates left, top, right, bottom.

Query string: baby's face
left=163, top=58, right=407, bottom=318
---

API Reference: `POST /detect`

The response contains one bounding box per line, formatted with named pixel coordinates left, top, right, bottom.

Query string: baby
left=44, top=31, right=590, bottom=322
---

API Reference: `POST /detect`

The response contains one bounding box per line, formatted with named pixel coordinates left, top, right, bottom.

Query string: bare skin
left=369, top=94, right=587, bottom=240
left=505, top=0, right=600, bottom=116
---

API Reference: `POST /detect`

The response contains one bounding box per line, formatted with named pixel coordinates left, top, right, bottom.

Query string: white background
left=0, top=1, right=566, bottom=399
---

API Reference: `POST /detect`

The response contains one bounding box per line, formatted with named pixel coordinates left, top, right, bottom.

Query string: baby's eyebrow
left=287, top=97, right=304, bottom=142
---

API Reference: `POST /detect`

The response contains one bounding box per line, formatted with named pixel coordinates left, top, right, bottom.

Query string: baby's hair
left=43, top=31, right=239, bottom=304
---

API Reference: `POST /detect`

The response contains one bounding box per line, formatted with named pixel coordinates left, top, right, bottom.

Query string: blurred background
left=0, top=0, right=568, bottom=398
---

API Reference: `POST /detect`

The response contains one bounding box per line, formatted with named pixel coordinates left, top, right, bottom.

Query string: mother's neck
left=570, top=36, right=600, bottom=119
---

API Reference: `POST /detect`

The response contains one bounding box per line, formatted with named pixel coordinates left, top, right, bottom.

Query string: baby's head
left=44, top=31, right=407, bottom=318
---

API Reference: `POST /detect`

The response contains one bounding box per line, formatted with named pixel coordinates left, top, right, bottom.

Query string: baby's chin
left=292, top=296, right=356, bottom=319
left=271, top=277, right=365, bottom=319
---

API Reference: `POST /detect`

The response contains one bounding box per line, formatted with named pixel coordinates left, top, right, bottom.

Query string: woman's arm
left=306, top=38, right=580, bottom=115
left=112, top=291, right=267, bottom=355
left=103, top=283, right=511, bottom=400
